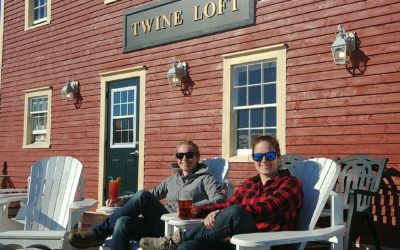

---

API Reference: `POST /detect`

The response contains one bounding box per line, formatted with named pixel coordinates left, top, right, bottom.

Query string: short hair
left=251, top=135, right=281, bottom=157
left=176, top=140, right=200, bottom=157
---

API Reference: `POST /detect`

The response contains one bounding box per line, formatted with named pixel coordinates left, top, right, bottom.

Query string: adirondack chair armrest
left=0, top=195, right=28, bottom=206
left=68, top=199, right=98, bottom=231
left=230, top=225, right=346, bottom=249
left=330, top=191, right=344, bottom=226
left=0, top=189, right=27, bottom=194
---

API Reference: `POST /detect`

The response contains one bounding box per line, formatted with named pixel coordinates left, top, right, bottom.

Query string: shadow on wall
left=358, top=166, right=400, bottom=248
left=346, top=35, right=370, bottom=77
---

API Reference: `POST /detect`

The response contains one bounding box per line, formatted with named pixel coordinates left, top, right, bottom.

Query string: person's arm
left=193, top=175, right=226, bottom=207
left=149, top=177, right=169, bottom=200
left=192, top=182, right=246, bottom=218
left=243, top=177, right=303, bottom=223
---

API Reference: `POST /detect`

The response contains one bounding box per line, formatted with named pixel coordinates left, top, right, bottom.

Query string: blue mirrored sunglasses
left=252, top=152, right=277, bottom=162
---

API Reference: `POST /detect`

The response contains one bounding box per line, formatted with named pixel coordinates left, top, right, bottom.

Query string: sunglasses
left=252, top=152, right=277, bottom=162
left=176, top=152, right=196, bottom=160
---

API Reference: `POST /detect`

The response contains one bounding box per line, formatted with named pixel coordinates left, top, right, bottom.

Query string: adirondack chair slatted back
left=24, top=156, right=83, bottom=231
left=203, top=158, right=230, bottom=185
left=290, top=158, right=339, bottom=231
left=337, top=155, right=387, bottom=212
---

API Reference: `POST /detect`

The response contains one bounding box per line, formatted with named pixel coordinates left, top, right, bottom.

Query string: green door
left=105, top=78, right=140, bottom=201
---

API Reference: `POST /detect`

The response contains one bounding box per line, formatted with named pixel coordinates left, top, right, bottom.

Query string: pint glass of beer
left=178, top=190, right=192, bottom=219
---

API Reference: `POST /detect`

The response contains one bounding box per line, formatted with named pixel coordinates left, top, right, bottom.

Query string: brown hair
left=176, top=140, right=200, bottom=157
left=251, top=135, right=281, bottom=157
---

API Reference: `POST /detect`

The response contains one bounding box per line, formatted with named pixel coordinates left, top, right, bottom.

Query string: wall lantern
left=61, top=80, right=80, bottom=101
left=167, top=57, right=187, bottom=87
left=331, top=24, right=356, bottom=65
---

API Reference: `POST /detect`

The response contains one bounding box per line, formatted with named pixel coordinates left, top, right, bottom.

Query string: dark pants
left=179, top=205, right=258, bottom=250
left=92, top=190, right=169, bottom=250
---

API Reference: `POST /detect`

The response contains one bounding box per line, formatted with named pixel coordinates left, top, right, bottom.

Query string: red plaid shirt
left=196, top=170, right=303, bottom=232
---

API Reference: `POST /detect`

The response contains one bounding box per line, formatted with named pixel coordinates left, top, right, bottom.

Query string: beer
left=178, top=199, right=192, bottom=219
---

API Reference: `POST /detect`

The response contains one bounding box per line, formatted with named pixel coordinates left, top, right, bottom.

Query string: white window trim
left=221, top=44, right=287, bottom=163
left=23, top=87, right=52, bottom=148
left=25, top=0, right=51, bottom=31
left=110, top=86, right=137, bottom=149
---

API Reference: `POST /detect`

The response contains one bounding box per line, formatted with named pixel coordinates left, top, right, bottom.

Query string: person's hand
left=203, top=210, right=220, bottom=229
left=105, top=197, right=124, bottom=207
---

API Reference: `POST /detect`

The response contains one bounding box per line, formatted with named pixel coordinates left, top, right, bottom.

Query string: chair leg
left=366, top=215, right=381, bottom=250
left=345, top=211, right=355, bottom=250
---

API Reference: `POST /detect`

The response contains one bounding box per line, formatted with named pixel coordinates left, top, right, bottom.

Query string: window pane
left=233, top=66, right=247, bottom=86
left=248, top=85, right=261, bottom=105
left=263, top=84, right=276, bottom=104
left=121, top=131, right=129, bottom=143
left=113, top=104, right=120, bottom=116
left=121, top=118, right=129, bottom=130
left=248, top=64, right=261, bottom=85
left=250, top=129, right=263, bottom=139
left=114, top=131, right=121, bottom=143
left=44, top=98, right=48, bottom=110
left=265, top=107, right=276, bottom=127
left=129, top=131, right=133, bottom=143
left=39, top=0, right=46, bottom=6
left=128, top=90, right=134, bottom=102
left=114, top=119, right=121, bottom=130
left=114, top=92, right=120, bottom=104
left=34, top=0, right=39, bottom=7
left=31, top=99, right=37, bottom=111
left=234, top=87, right=247, bottom=107
left=128, top=103, right=133, bottom=115
left=43, top=6, right=47, bottom=18
left=38, top=98, right=43, bottom=111
left=121, top=91, right=127, bottom=103
left=40, top=6, right=45, bottom=19
left=263, top=61, right=277, bottom=83
left=237, top=109, right=249, bottom=128
left=265, top=129, right=276, bottom=137
left=121, top=104, right=127, bottom=116
left=250, top=108, right=263, bottom=128
left=237, top=130, right=249, bottom=149
left=128, top=118, right=133, bottom=129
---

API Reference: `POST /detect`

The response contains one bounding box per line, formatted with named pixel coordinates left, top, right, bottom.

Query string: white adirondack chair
left=0, top=156, right=97, bottom=250
left=231, top=158, right=346, bottom=250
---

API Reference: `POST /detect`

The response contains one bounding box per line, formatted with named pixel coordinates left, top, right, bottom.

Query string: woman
left=68, top=140, right=225, bottom=250
left=141, top=135, right=303, bottom=250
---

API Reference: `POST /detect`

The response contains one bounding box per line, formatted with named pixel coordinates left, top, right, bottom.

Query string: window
left=222, top=44, right=287, bottom=161
left=23, top=87, right=52, bottom=148
left=33, top=0, right=47, bottom=24
left=25, top=0, right=51, bottom=30
left=110, top=87, right=136, bottom=148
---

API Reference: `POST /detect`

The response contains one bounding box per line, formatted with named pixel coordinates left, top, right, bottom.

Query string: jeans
left=179, top=205, right=258, bottom=250
left=93, top=190, right=169, bottom=250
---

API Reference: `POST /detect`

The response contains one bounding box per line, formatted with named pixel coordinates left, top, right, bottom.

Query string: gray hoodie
left=148, top=163, right=226, bottom=212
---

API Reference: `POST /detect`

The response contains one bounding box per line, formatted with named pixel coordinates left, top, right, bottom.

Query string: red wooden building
left=0, top=0, right=399, bottom=248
